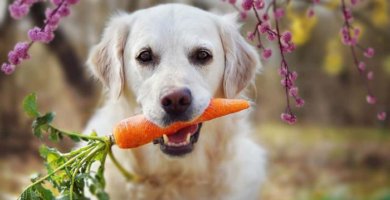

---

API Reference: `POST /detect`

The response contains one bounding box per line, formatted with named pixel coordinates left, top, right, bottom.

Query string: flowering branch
left=224, top=0, right=387, bottom=123
left=339, top=0, right=386, bottom=121
left=225, top=0, right=304, bottom=124
left=1, top=0, right=79, bottom=75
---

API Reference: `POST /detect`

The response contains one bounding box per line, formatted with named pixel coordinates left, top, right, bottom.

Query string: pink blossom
left=377, top=111, right=387, bottom=121
left=307, top=8, right=315, bottom=18
left=7, top=42, right=30, bottom=65
left=282, top=31, right=292, bottom=43
left=281, top=78, right=293, bottom=88
left=295, top=98, right=305, bottom=107
left=14, top=42, right=30, bottom=59
left=366, top=95, right=376, bottom=105
left=282, top=42, right=296, bottom=53
left=241, top=0, right=254, bottom=11
left=358, top=61, right=366, bottom=71
left=367, top=71, right=374, bottom=80
left=240, top=12, right=247, bottom=20
left=8, top=0, right=41, bottom=20
left=262, top=48, right=272, bottom=59
left=8, top=51, right=21, bottom=65
left=289, top=87, right=298, bottom=97
left=364, top=47, right=375, bottom=58
left=45, top=8, right=61, bottom=26
left=274, top=8, right=285, bottom=20
left=258, top=23, right=269, bottom=34
left=278, top=67, right=288, bottom=76
left=262, top=14, right=269, bottom=21
left=343, top=7, right=353, bottom=22
left=28, top=27, right=45, bottom=42
left=289, top=71, right=298, bottom=81
left=340, top=26, right=357, bottom=46
left=8, top=3, right=29, bottom=19
left=228, top=0, right=237, bottom=4
left=1, top=63, right=16, bottom=75
left=247, top=32, right=255, bottom=41
left=28, top=27, right=54, bottom=43
left=254, top=0, right=264, bottom=9
left=267, top=32, right=276, bottom=41
left=57, top=5, right=70, bottom=17
left=281, top=113, right=297, bottom=125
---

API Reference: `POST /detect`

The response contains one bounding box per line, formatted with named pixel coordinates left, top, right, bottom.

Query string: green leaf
left=39, top=112, right=55, bottom=125
left=48, top=127, right=64, bottom=142
left=19, top=93, right=112, bottom=200
left=68, top=133, right=81, bottom=142
left=35, top=183, right=55, bottom=200
left=56, top=192, right=71, bottom=200
left=49, top=131, right=59, bottom=142
left=19, top=187, right=40, bottom=200
left=32, top=123, right=43, bottom=138
left=32, top=112, right=55, bottom=139
left=39, top=145, right=49, bottom=158
left=97, top=191, right=109, bottom=200
left=23, top=93, right=40, bottom=118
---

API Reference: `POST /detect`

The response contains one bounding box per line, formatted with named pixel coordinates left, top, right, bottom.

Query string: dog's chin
left=153, top=123, right=202, bottom=157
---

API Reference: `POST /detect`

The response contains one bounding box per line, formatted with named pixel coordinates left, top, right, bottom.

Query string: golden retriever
left=84, top=3, right=266, bottom=200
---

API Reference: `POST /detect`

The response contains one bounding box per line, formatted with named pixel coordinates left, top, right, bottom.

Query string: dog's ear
left=87, top=13, right=132, bottom=98
left=219, top=14, right=261, bottom=98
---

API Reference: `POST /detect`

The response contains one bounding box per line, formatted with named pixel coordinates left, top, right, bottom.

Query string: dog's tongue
left=167, top=124, right=198, bottom=143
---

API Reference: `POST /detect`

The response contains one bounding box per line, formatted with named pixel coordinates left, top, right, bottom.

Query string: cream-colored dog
left=84, top=4, right=266, bottom=200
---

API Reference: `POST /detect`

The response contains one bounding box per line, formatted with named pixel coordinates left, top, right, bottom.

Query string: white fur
left=85, top=4, right=266, bottom=200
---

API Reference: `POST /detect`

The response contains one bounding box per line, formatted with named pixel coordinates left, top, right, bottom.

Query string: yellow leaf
left=383, top=56, right=390, bottom=75
left=371, top=0, right=388, bottom=27
left=323, top=39, right=344, bottom=75
left=286, top=9, right=318, bottom=46
left=323, top=0, right=340, bottom=10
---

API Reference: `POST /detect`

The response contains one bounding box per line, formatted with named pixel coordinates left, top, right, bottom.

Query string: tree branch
left=30, top=2, right=95, bottom=97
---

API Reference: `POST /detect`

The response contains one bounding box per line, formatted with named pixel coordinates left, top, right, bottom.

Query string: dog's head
left=88, top=4, right=260, bottom=157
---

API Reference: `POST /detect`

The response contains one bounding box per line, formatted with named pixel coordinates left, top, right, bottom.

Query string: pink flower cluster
left=226, top=0, right=303, bottom=124
left=1, top=42, right=30, bottom=75
left=8, top=0, right=41, bottom=19
left=1, top=0, right=79, bottom=75
left=339, top=0, right=386, bottom=121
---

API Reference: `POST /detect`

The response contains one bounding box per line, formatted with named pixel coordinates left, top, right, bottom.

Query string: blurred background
left=0, top=0, right=389, bottom=199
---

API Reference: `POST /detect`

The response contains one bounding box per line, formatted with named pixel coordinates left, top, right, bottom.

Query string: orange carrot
left=113, top=98, right=250, bottom=149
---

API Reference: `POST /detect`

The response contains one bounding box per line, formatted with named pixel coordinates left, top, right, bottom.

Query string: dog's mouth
left=153, top=123, right=202, bottom=157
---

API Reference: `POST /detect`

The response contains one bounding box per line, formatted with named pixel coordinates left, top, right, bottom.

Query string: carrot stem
left=108, top=146, right=140, bottom=182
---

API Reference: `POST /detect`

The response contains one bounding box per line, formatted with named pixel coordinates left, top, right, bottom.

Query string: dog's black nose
left=161, top=88, right=192, bottom=115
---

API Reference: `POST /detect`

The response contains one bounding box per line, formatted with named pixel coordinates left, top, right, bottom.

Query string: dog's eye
left=137, top=49, right=153, bottom=64
left=196, top=50, right=212, bottom=61
left=190, top=49, right=212, bottom=65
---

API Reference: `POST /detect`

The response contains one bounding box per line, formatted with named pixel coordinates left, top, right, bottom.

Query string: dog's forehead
left=130, top=4, right=220, bottom=44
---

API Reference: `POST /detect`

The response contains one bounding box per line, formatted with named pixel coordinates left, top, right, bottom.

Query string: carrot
left=113, top=98, right=250, bottom=149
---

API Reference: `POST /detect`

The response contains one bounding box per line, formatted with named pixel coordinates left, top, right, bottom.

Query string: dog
left=84, top=4, right=266, bottom=200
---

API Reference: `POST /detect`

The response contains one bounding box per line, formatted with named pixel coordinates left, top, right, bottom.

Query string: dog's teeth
left=163, top=134, right=169, bottom=144
left=186, top=133, right=191, bottom=143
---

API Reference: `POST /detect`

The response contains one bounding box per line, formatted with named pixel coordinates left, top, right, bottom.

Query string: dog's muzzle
left=153, top=123, right=202, bottom=156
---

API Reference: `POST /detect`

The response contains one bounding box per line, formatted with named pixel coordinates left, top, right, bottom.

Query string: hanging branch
left=1, top=0, right=80, bottom=75
left=339, top=0, right=386, bottom=121
left=225, top=0, right=304, bottom=124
